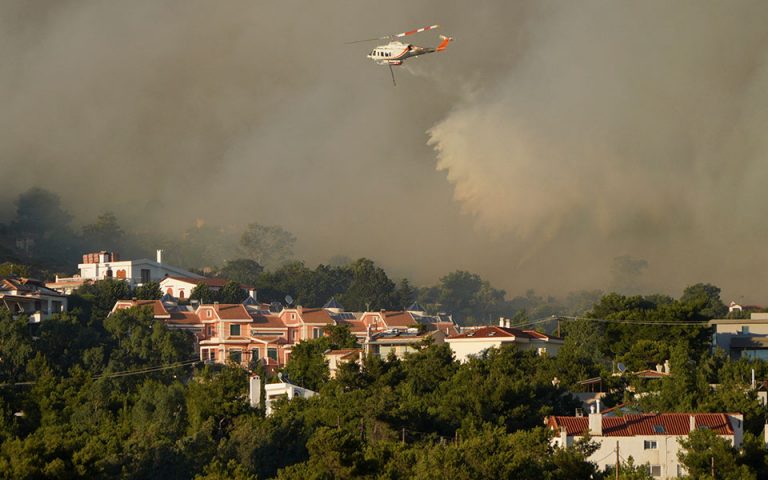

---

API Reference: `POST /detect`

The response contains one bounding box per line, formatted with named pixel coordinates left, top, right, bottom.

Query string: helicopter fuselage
left=367, top=41, right=434, bottom=66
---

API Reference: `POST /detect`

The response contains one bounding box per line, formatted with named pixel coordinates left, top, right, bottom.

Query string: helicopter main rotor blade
left=393, top=24, right=439, bottom=39
left=344, top=36, right=391, bottom=45
left=345, top=24, right=439, bottom=44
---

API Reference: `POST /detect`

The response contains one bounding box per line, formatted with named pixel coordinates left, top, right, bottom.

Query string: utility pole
left=711, top=456, right=715, bottom=478
left=615, top=441, right=620, bottom=480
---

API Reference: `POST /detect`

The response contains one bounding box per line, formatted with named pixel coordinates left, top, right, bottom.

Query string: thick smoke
left=428, top=1, right=768, bottom=299
left=2, top=1, right=768, bottom=299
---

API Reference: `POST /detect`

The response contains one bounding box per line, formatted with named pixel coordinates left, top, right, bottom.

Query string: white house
left=49, top=250, right=201, bottom=291
left=446, top=323, right=563, bottom=362
left=325, top=349, right=363, bottom=378
left=0, top=277, right=68, bottom=322
left=547, top=409, right=743, bottom=479
left=159, top=275, right=252, bottom=301
left=364, top=329, right=446, bottom=360
left=248, top=375, right=317, bottom=415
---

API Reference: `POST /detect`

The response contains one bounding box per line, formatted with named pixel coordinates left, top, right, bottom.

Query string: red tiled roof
left=522, top=329, right=561, bottom=341
left=549, top=413, right=735, bottom=437
left=449, top=326, right=527, bottom=340
left=326, top=348, right=362, bottom=357
left=167, top=311, right=201, bottom=325
left=115, top=300, right=170, bottom=318
left=213, top=304, right=251, bottom=320
left=433, top=322, right=459, bottom=336
left=337, top=319, right=367, bottom=333
left=300, top=308, right=336, bottom=325
left=382, top=311, right=418, bottom=328
left=250, top=313, right=287, bottom=329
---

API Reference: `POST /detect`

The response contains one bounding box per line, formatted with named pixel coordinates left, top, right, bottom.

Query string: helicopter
left=348, top=24, right=453, bottom=86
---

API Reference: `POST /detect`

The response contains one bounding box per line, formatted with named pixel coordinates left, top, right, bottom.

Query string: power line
left=0, top=358, right=201, bottom=387
left=511, top=315, right=708, bottom=329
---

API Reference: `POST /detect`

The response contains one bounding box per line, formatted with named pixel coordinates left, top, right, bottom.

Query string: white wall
left=447, top=339, right=504, bottom=363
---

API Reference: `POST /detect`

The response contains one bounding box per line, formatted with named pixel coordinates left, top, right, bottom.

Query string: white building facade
left=548, top=411, right=743, bottom=479
left=51, top=250, right=201, bottom=291
left=446, top=324, right=563, bottom=363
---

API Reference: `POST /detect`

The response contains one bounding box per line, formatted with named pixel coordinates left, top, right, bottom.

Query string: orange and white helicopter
left=348, top=24, right=453, bottom=85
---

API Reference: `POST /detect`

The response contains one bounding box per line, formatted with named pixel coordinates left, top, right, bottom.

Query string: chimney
left=596, top=398, right=601, bottom=414
left=656, top=363, right=663, bottom=373
left=249, top=289, right=257, bottom=300
left=690, top=415, right=696, bottom=432
left=499, top=317, right=505, bottom=327
left=505, top=319, right=511, bottom=328
left=156, top=249, right=163, bottom=264
left=664, top=360, right=671, bottom=375
left=214, top=301, right=219, bottom=311
left=589, top=406, right=602, bottom=436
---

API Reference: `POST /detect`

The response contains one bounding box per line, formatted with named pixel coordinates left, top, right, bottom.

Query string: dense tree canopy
left=0, top=278, right=767, bottom=478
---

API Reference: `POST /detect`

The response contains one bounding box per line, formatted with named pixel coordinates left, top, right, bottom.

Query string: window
left=141, top=269, right=151, bottom=284
left=652, top=425, right=665, bottom=433
left=313, top=327, right=322, bottom=339
left=207, top=310, right=213, bottom=318
left=268, top=348, right=278, bottom=362
left=230, top=350, right=242, bottom=363
left=251, top=348, right=260, bottom=361
left=648, top=465, right=661, bottom=477
left=230, top=324, right=241, bottom=336
left=643, top=440, right=657, bottom=449
left=741, top=326, right=750, bottom=335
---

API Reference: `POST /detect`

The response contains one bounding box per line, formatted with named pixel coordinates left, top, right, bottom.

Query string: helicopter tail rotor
left=436, top=35, right=453, bottom=52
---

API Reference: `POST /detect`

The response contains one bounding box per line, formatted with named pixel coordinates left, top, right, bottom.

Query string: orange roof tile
left=116, top=300, right=170, bottom=318
left=212, top=304, right=251, bottom=320
left=167, top=311, right=201, bottom=325
left=434, top=322, right=459, bottom=336
left=336, top=319, right=367, bottom=333
left=450, top=326, right=521, bottom=339
left=250, top=313, right=287, bottom=329
left=381, top=311, right=418, bottom=328
left=300, top=308, right=336, bottom=325
left=326, top=349, right=362, bottom=360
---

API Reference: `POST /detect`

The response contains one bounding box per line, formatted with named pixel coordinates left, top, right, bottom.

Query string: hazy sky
left=3, top=1, right=768, bottom=302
